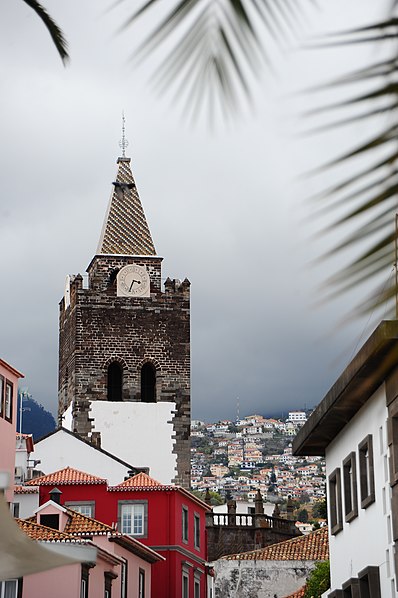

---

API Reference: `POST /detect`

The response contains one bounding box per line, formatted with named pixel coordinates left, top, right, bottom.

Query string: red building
left=28, top=468, right=210, bottom=598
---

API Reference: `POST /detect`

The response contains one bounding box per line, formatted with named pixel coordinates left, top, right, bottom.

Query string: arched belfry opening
left=141, top=362, right=156, bottom=403
left=107, top=361, right=123, bottom=401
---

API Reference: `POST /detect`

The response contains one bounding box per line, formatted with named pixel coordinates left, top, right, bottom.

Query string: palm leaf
left=116, top=0, right=315, bottom=116
left=312, top=11, right=398, bottom=316
left=22, top=0, right=69, bottom=64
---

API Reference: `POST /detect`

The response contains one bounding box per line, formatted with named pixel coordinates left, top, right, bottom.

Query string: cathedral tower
left=58, top=153, right=191, bottom=488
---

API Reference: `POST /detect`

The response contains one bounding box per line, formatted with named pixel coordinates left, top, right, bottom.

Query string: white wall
left=325, top=384, right=394, bottom=595
left=34, top=429, right=133, bottom=486
left=89, top=401, right=177, bottom=485
left=13, top=491, right=39, bottom=519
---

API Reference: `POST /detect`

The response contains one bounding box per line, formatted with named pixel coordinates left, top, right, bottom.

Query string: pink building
left=18, top=499, right=163, bottom=598
left=0, top=358, right=24, bottom=503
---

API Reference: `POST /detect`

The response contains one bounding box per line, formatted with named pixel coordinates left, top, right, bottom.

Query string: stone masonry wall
left=58, top=254, right=191, bottom=488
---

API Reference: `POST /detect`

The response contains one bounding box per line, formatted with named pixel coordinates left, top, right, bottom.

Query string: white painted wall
left=89, top=401, right=177, bottom=485
left=13, top=491, right=39, bottom=519
left=213, top=501, right=275, bottom=517
left=34, top=429, right=133, bottom=486
left=325, top=384, right=394, bottom=595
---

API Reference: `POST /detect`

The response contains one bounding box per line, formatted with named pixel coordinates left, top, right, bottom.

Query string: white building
left=287, top=411, right=307, bottom=424
left=293, top=320, right=398, bottom=598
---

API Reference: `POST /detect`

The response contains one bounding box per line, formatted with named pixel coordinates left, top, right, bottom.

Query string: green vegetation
left=305, top=561, right=330, bottom=598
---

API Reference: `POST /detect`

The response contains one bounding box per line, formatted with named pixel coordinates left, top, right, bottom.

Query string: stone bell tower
left=58, top=148, right=191, bottom=488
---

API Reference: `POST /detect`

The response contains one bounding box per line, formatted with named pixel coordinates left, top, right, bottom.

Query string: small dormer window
left=40, top=514, right=60, bottom=530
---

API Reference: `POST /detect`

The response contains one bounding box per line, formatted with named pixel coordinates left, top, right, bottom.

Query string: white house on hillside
left=293, top=320, right=398, bottom=598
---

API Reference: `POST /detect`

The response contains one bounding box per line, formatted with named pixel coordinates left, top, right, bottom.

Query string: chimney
left=49, top=487, right=62, bottom=505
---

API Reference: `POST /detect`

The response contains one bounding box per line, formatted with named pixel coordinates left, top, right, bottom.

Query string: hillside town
left=0, top=140, right=396, bottom=598
left=191, top=412, right=326, bottom=505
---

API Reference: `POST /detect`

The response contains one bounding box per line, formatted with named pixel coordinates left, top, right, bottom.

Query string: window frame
left=0, top=579, right=22, bottom=598
left=81, top=565, right=90, bottom=598
left=120, top=559, right=128, bottom=598
left=194, top=513, right=200, bottom=550
left=358, top=565, right=381, bottom=598
left=5, top=381, right=13, bottom=423
left=328, top=467, right=343, bottom=535
left=65, top=501, right=95, bottom=518
left=182, top=505, right=189, bottom=544
left=182, top=570, right=189, bottom=598
left=358, top=435, right=375, bottom=509
left=138, top=568, right=145, bottom=598
left=0, top=375, right=4, bottom=418
left=343, top=452, right=358, bottom=523
left=118, top=500, right=148, bottom=538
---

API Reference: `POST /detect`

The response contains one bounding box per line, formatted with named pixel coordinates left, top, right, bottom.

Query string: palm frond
left=116, top=0, right=314, bottom=116
left=314, top=13, right=398, bottom=316
left=22, top=0, right=69, bottom=64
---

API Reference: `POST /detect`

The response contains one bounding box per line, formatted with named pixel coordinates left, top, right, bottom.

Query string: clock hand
left=128, top=279, right=141, bottom=292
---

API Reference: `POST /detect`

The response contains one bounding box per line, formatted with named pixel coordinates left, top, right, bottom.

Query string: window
left=182, top=506, right=189, bottom=543
left=119, top=501, right=147, bottom=537
left=343, top=452, right=358, bottom=523
left=0, top=375, right=4, bottom=417
left=81, top=566, right=90, bottom=598
left=12, top=503, right=20, bottom=518
left=104, top=572, right=116, bottom=598
left=40, top=514, right=59, bottom=529
left=120, top=560, right=128, bottom=598
left=0, top=580, right=20, bottom=598
left=328, top=468, right=343, bottom=535
left=358, top=566, right=381, bottom=598
left=358, top=435, right=375, bottom=509
left=182, top=571, right=189, bottom=598
left=141, top=363, right=156, bottom=402
left=342, top=578, right=359, bottom=597
left=66, top=502, right=95, bottom=518
left=194, top=514, right=200, bottom=549
left=138, top=569, right=145, bottom=598
left=194, top=579, right=200, bottom=598
left=107, top=362, right=123, bottom=401
left=5, top=381, right=13, bottom=422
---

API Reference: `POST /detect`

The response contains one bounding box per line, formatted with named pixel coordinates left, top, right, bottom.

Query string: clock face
left=117, top=264, right=150, bottom=297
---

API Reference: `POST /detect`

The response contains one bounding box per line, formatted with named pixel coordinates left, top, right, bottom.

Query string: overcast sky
left=0, top=0, right=392, bottom=422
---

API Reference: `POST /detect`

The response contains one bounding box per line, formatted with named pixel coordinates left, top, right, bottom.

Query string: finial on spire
left=119, top=111, right=129, bottom=158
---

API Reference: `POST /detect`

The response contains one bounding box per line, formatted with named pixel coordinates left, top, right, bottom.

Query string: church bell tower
left=58, top=146, right=191, bottom=488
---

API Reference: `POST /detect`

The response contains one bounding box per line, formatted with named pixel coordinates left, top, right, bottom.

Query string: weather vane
left=119, top=111, right=129, bottom=158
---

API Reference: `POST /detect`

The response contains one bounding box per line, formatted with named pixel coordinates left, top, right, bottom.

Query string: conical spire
left=97, top=157, right=156, bottom=256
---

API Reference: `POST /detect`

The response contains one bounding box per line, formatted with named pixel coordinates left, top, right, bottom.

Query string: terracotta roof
left=17, top=519, right=75, bottom=541
left=63, top=508, right=117, bottom=536
left=97, top=157, right=156, bottom=256
left=283, top=586, right=306, bottom=598
left=26, top=467, right=107, bottom=486
left=110, top=472, right=165, bottom=490
left=223, top=527, right=329, bottom=561
left=26, top=507, right=118, bottom=537
left=109, top=473, right=210, bottom=511
left=14, top=485, right=39, bottom=494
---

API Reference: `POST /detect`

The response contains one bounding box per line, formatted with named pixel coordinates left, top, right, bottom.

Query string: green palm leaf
left=311, top=11, right=398, bottom=316
left=22, top=0, right=69, bottom=64
left=117, top=0, right=314, bottom=116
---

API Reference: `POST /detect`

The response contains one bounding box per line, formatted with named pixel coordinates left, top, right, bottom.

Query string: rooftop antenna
left=236, top=397, right=240, bottom=424
left=119, top=111, right=129, bottom=158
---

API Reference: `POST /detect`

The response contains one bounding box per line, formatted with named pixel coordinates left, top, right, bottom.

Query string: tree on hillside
left=17, top=394, right=56, bottom=441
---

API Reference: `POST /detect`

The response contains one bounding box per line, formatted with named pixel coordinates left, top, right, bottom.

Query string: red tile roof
left=283, top=586, right=306, bottom=598
left=17, top=519, right=76, bottom=541
left=110, top=472, right=166, bottom=490
left=223, top=527, right=329, bottom=561
left=26, top=467, right=107, bottom=486
left=14, top=485, right=39, bottom=494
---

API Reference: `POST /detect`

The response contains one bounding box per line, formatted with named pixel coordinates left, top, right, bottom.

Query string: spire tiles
left=97, top=156, right=156, bottom=256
